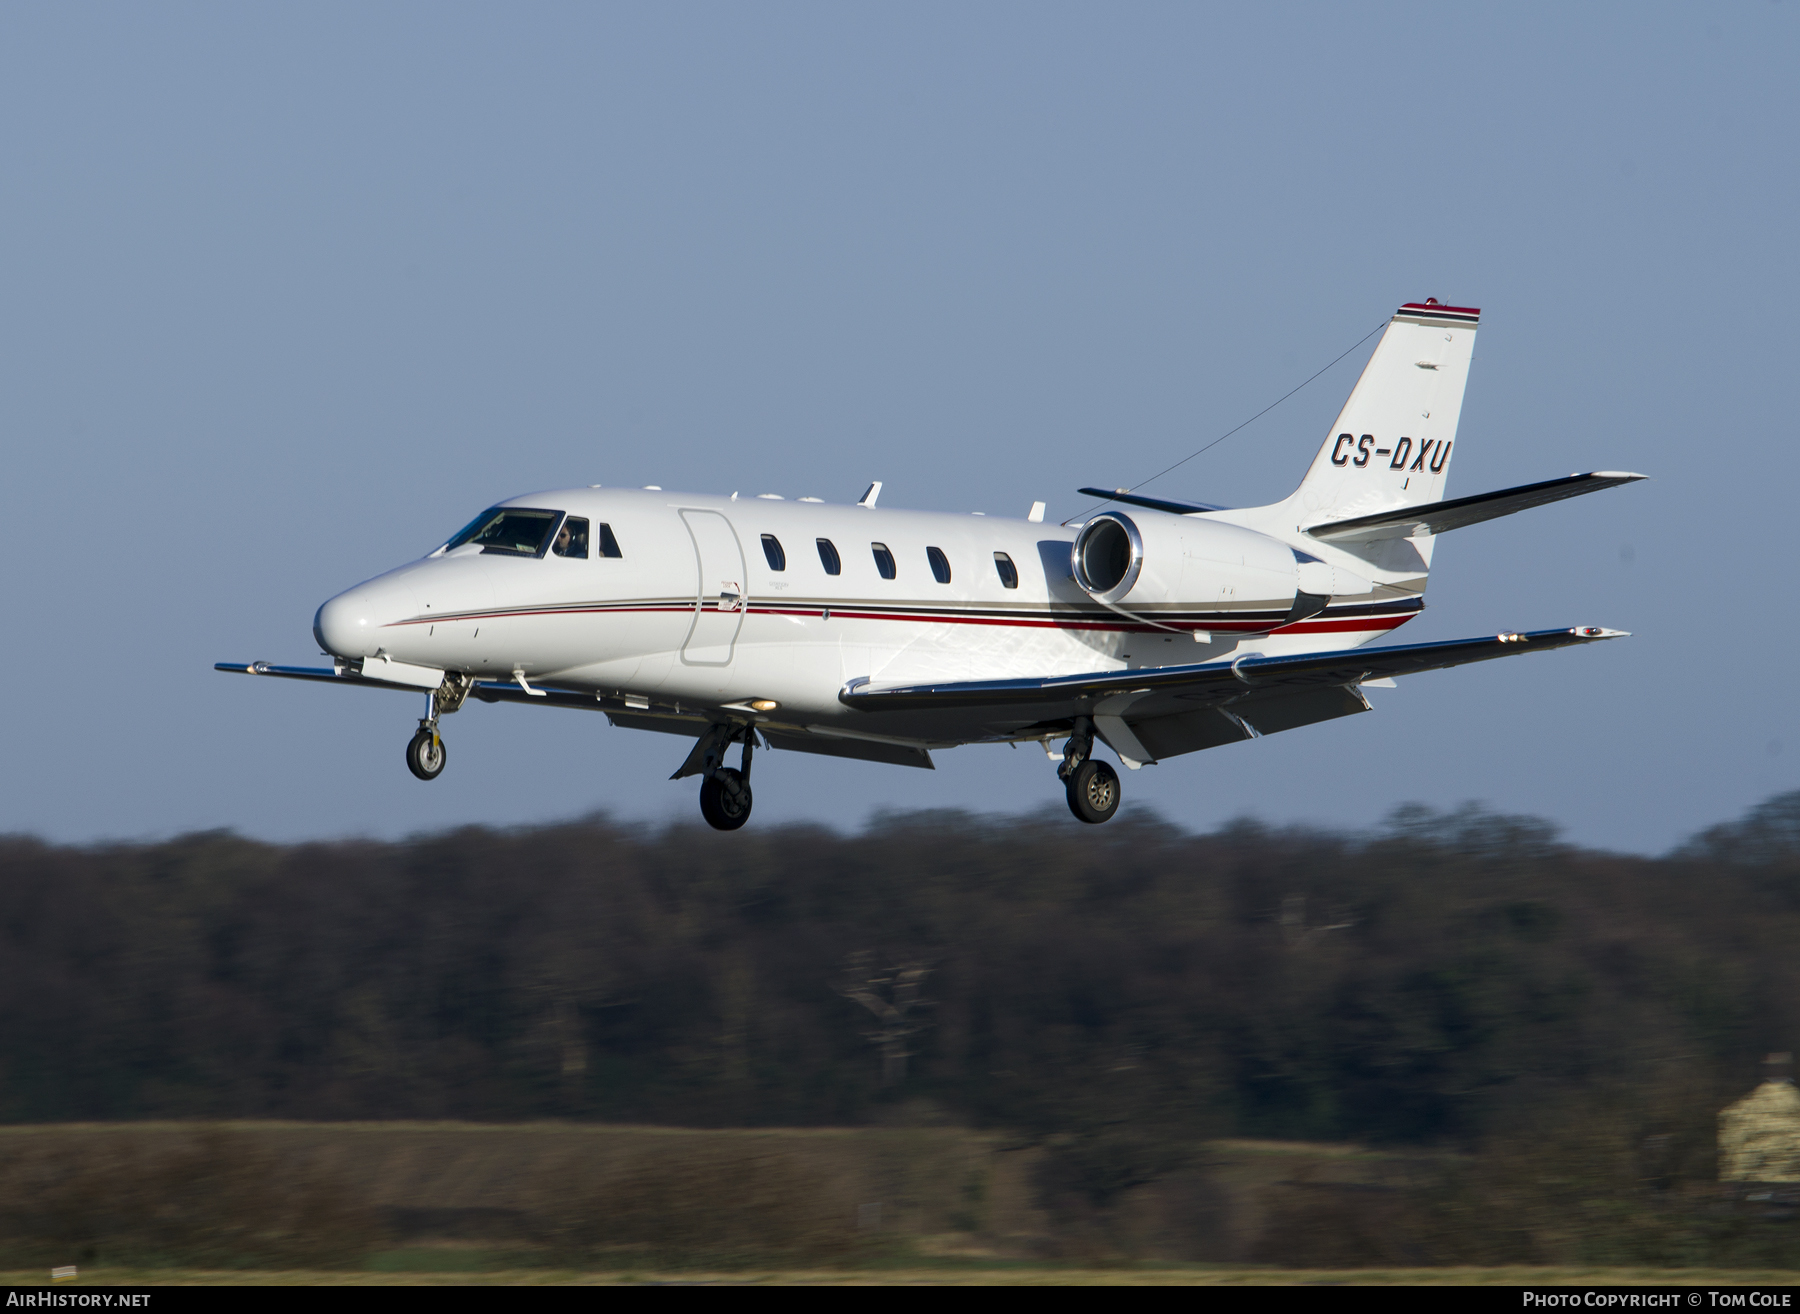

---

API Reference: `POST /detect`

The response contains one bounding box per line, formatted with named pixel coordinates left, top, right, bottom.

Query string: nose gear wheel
left=406, top=728, right=447, bottom=781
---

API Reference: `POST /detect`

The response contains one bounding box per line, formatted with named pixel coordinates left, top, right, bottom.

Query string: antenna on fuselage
left=857, top=481, right=882, bottom=508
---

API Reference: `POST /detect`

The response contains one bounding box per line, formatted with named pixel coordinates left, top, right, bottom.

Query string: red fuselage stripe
left=388, top=604, right=1416, bottom=637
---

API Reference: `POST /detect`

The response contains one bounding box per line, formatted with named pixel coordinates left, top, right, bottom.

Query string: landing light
left=749, top=699, right=779, bottom=712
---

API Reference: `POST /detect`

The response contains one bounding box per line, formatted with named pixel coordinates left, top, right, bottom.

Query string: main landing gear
left=404, top=675, right=471, bottom=782
left=697, top=728, right=755, bottom=831
left=1058, top=716, right=1120, bottom=825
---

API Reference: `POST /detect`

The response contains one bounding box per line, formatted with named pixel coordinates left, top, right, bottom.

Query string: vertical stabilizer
left=1288, top=300, right=1479, bottom=528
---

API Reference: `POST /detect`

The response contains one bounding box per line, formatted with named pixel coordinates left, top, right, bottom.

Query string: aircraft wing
left=214, top=662, right=614, bottom=712
left=838, top=626, right=1625, bottom=714
left=838, top=626, right=1625, bottom=764
left=224, top=625, right=1625, bottom=772
left=215, top=661, right=933, bottom=769
left=1304, top=472, right=1645, bottom=544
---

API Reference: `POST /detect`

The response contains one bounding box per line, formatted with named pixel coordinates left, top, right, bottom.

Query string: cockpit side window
left=553, top=517, right=589, bottom=558
left=445, top=507, right=564, bottom=557
left=597, top=523, right=622, bottom=558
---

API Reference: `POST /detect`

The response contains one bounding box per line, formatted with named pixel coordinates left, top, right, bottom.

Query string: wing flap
left=1131, top=707, right=1254, bottom=759
left=760, top=729, right=934, bottom=769
left=1234, top=683, right=1371, bottom=736
left=606, top=710, right=713, bottom=737
left=1305, top=472, right=1645, bottom=544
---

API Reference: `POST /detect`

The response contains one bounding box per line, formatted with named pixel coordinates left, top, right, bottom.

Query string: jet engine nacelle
left=1070, top=510, right=1369, bottom=617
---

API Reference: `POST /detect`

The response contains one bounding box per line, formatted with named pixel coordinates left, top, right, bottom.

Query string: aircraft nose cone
left=313, top=592, right=371, bottom=659
left=313, top=579, right=418, bottom=659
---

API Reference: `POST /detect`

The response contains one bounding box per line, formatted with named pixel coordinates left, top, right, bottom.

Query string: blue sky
left=1, top=3, right=1793, bottom=851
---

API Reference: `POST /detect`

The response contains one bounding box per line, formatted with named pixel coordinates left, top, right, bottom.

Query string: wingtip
left=1572, top=626, right=1630, bottom=639
left=1588, top=471, right=1649, bottom=481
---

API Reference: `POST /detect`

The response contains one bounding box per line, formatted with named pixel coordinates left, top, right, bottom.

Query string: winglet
left=858, top=481, right=882, bottom=508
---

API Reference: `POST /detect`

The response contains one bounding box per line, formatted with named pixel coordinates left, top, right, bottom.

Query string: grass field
left=0, top=1120, right=1445, bottom=1268
left=6, top=1123, right=1798, bottom=1276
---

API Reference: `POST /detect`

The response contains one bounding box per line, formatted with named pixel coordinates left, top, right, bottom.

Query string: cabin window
left=552, top=517, right=589, bottom=558
left=597, top=523, right=622, bottom=558
left=446, top=507, right=563, bottom=557
left=871, top=542, right=897, bottom=580
left=816, top=538, right=841, bottom=575
left=926, top=546, right=951, bottom=584
left=761, top=534, right=786, bottom=571
left=993, top=551, right=1019, bottom=589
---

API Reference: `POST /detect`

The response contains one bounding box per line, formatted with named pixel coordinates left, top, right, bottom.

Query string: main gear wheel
left=699, top=767, right=752, bottom=830
left=1065, top=758, right=1120, bottom=824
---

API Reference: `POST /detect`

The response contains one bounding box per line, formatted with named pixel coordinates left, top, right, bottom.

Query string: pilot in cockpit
left=552, top=517, right=589, bottom=558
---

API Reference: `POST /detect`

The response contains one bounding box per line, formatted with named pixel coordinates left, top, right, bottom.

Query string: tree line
left=5, top=791, right=1800, bottom=1174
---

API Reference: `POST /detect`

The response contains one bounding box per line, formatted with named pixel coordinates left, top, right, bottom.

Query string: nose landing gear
left=403, top=675, right=471, bottom=782
left=406, top=727, right=447, bottom=780
left=1058, top=716, right=1121, bottom=824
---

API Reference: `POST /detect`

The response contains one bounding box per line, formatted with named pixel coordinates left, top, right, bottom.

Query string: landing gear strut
left=698, top=727, right=755, bottom=831
left=404, top=676, right=470, bottom=782
left=1058, top=716, right=1120, bottom=824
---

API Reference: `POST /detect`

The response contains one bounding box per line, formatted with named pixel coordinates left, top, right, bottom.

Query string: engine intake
left=1072, top=513, right=1142, bottom=602
left=1070, top=507, right=1342, bottom=629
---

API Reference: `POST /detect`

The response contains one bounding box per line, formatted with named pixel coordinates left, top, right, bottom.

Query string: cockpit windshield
left=443, top=507, right=565, bottom=557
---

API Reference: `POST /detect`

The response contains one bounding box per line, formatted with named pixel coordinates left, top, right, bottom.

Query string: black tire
left=699, top=767, right=753, bottom=831
left=406, top=729, right=447, bottom=781
left=1065, top=758, right=1120, bottom=824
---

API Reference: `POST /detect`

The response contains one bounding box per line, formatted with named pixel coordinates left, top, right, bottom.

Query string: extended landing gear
left=700, top=767, right=753, bottom=831
left=1058, top=716, right=1121, bottom=824
left=1066, top=759, right=1120, bottom=824
left=404, top=676, right=471, bottom=782
left=406, top=727, right=447, bottom=780
left=684, top=723, right=756, bottom=831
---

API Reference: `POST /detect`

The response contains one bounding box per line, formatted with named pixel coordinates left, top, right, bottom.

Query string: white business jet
left=219, top=299, right=1642, bottom=830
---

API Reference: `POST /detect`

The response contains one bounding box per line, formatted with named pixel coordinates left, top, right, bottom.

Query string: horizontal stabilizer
left=1077, top=488, right=1230, bottom=515
left=1305, top=471, right=1645, bottom=544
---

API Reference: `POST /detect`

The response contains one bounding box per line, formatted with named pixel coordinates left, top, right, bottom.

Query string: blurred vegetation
left=5, top=789, right=1800, bottom=1266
